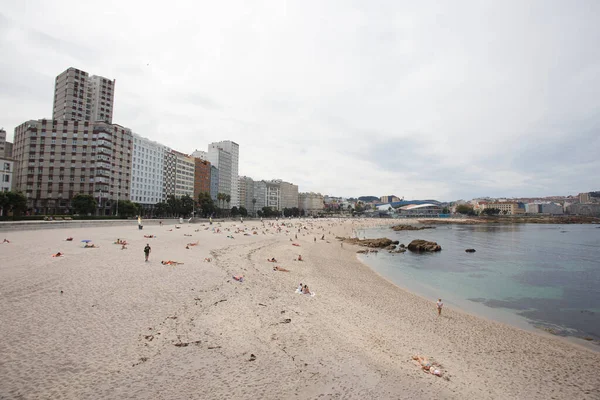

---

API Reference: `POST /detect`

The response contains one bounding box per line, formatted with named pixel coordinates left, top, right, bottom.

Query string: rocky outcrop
left=407, top=239, right=442, bottom=252
left=341, top=237, right=393, bottom=248
left=391, top=225, right=436, bottom=231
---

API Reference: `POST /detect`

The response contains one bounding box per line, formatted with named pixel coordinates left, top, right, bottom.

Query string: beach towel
left=233, top=275, right=244, bottom=282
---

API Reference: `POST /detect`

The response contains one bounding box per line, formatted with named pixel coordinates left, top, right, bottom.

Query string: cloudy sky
left=1, top=0, right=599, bottom=200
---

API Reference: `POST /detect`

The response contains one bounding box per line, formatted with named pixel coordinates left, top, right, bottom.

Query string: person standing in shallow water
left=437, top=299, right=443, bottom=316
left=144, top=244, right=151, bottom=262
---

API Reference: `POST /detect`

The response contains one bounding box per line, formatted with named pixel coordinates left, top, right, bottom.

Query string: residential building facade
left=193, top=157, right=211, bottom=200
left=53, top=67, right=115, bottom=123
left=0, top=128, right=13, bottom=158
left=131, top=134, right=168, bottom=207
left=207, top=141, right=239, bottom=207
left=172, top=150, right=195, bottom=198
left=298, top=192, right=324, bottom=216
left=206, top=144, right=232, bottom=203
left=12, top=119, right=132, bottom=214
left=265, top=180, right=281, bottom=211
left=279, top=180, right=299, bottom=209
left=480, top=202, right=525, bottom=215
left=210, top=165, right=219, bottom=201
left=163, top=151, right=176, bottom=198
left=1, top=157, right=13, bottom=192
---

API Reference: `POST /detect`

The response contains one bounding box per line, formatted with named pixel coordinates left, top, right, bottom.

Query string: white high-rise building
left=131, top=134, right=169, bottom=207
left=207, top=141, right=239, bottom=207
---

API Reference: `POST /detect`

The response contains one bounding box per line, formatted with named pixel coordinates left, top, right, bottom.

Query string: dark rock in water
left=392, top=240, right=400, bottom=245
left=407, top=239, right=442, bottom=252
left=343, top=237, right=393, bottom=248
left=391, top=225, right=436, bottom=231
left=384, top=244, right=397, bottom=251
left=465, top=249, right=476, bottom=253
left=399, top=244, right=405, bottom=248
left=389, top=248, right=407, bottom=254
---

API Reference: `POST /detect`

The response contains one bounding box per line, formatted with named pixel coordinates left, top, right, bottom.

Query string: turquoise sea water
left=357, top=223, right=600, bottom=342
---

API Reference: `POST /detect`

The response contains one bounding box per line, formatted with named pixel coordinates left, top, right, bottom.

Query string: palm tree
left=252, top=198, right=257, bottom=217
left=225, top=194, right=231, bottom=216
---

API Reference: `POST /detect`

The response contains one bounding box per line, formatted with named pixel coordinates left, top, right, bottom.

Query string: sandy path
left=0, top=219, right=598, bottom=399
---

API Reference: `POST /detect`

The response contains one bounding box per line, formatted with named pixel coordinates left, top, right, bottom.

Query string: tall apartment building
left=253, top=180, right=267, bottom=213
left=210, top=165, right=219, bottom=201
left=131, top=134, right=169, bottom=207
left=193, top=157, right=211, bottom=200
left=206, top=144, right=232, bottom=204
left=299, top=192, right=324, bottom=216
left=239, top=176, right=255, bottom=211
left=163, top=151, right=176, bottom=198
left=279, top=180, right=299, bottom=209
left=0, top=157, right=13, bottom=193
left=173, top=151, right=195, bottom=198
left=53, top=67, right=115, bottom=123
left=13, top=119, right=132, bottom=214
left=0, top=128, right=13, bottom=158
left=207, top=141, right=239, bottom=207
left=266, top=181, right=281, bottom=211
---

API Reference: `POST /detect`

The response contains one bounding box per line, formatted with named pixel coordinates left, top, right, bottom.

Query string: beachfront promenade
left=0, top=219, right=598, bottom=399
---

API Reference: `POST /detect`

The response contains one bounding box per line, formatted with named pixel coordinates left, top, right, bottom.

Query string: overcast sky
left=1, top=0, right=599, bottom=201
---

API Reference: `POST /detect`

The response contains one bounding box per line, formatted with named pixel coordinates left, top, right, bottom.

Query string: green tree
left=481, top=208, right=501, bottom=216
left=166, top=195, right=181, bottom=216
left=239, top=206, right=248, bottom=217
left=197, top=192, right=215, bottom=217
left=154, top=202, right=169, bottom=217
left=180, top=195, right=195, bottom=216
left=455, top=204, right=475, bottom=215
left=0, top=191, right=8, bottom=216
left=225, top=194, right=231, bottom=210
left=231, top=206, right=239, bottom=217
left=116, top=200, right=141, bottom=217
left=252, top=198, right=257, bottom=216
left=72, top=194, right=97, bottom=215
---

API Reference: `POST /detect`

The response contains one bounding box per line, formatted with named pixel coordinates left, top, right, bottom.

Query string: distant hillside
left=358, top=196, right=379, bottom=202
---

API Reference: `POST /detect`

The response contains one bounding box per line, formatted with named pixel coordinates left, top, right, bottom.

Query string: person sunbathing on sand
left=2, top=238, right=10, bottom=243
left=297, top=255, right=303, bottom=261
left=204, top=258, right=212, bottom=262
left=268, top=258, right=277, bottom=262
left=187, top=241, right=199, bottom=246
left=84, top=244, right=99, bottom=248
left=273, top=266, right=289, bottom=272
left=65, top=237, right=73, bottom=241
left=232, top=275, right=244, bottom=282
left=144, top=235, right=155, bottom=238
left=161, top=260, right=184, bottom=265
left=121, top=244, right=128, bottom=250
left=52, top=252, right=63, bottom=257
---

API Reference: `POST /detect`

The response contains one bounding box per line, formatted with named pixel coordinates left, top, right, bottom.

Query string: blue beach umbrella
left=81, top=239, right=92, bottom=243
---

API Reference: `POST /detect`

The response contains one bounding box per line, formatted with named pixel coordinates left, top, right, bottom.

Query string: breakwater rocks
left=391, top=225, right=436, bottom=231
left=407, top=239, right=442, bottom=252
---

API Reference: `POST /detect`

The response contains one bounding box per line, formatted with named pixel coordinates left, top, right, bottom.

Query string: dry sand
left=0, top=218, right=598, bottom=399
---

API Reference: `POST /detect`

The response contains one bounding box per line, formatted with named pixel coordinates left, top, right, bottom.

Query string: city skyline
left=1, top=1, right=599, bottom=201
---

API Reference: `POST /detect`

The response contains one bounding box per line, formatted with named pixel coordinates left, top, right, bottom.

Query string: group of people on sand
left=161, top=260, right=183, bottom=265
left=297, top=283, right=312, bottom=295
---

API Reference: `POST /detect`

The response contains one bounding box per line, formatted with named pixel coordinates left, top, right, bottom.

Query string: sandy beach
left=0, top=218, right=598, bottom=399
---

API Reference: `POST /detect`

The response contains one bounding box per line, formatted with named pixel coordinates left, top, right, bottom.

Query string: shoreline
left=1, top=219, right=598, bottom=399
left=356, top=222, right=600, bottom=350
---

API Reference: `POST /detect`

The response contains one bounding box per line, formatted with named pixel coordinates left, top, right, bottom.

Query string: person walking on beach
left=144, top=244, right=151, bottom=262
left=437, top=299, right=443, bottom=316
